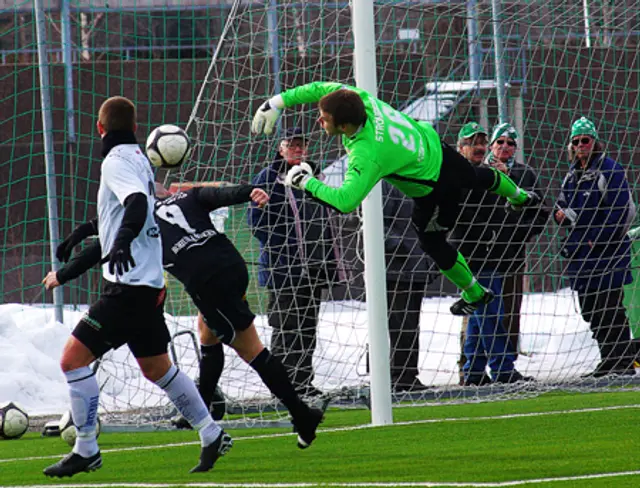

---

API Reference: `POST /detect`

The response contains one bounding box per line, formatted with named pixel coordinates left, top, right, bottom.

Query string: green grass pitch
left=2, top=391, right=640, bottom=487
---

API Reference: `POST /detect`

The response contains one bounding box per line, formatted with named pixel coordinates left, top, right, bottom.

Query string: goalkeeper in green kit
left=252, top=82, right=541, bottom=315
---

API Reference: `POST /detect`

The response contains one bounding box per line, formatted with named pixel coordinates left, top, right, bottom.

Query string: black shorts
left=73, top=281, right=171, bottom=359
left=412, top=142, right=494, bottom=233
left=189, top=262, right=255, bottom=345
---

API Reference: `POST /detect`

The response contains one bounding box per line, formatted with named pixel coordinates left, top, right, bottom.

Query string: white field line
left=2, top=403, right=640, bottom=465
left=5, top=469, right=640, bottom=487
left=2, top=403, right=640, bottom=488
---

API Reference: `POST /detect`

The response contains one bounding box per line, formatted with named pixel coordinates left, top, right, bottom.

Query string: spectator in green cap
left=483, top=123, right=543, bottom=360
left=554, top=117, right=638, bottom=377
left=487, top=122, right=519, bottom=172
left=454, top=122, right=488, bottom=381
left=457, top=122, right=489, bottom=165
left=451, top=121, right=548, bottom=385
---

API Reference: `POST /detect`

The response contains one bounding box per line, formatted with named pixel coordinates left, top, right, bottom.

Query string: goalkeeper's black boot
left=43, top=451, right=102, bottom=478
left=450, top=289, right=495, bottom=316
left=292, top=406, right=325, bottom=449
left=190, top=431, right=233, bottom=473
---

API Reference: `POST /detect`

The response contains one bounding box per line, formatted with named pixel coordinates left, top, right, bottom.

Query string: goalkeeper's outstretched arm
left=252, top=81, right=347, bottom=135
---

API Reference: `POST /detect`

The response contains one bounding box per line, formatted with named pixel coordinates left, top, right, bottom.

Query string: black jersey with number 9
left=154, top=186, right=252, bottom=292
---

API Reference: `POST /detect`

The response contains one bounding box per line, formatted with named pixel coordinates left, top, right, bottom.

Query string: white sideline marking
left=8, top=469, right=640, bottom=487
left=2, top=403, right=640, bottom=467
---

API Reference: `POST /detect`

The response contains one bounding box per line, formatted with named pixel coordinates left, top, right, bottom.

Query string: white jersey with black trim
left=97, top=143, right=164, bottom=288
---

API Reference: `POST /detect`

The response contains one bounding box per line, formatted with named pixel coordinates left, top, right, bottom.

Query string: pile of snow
left=0, top=289, right=602, bottom=416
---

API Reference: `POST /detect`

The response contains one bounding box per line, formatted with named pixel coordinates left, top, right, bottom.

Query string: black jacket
left=451, top=162, right=549, bottom=274
left=249, top=157, right=342, bottom=289
left=334, top=181, right=434, bottom=286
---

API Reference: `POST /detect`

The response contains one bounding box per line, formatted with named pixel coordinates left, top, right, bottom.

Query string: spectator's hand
left=491, top=160, right=509, bottom=174
left=42, top=271, right=61, bottom=290
left=554, top=206, right=577, bottom=227
left=56, top=221, right=97, bottom=262
left=250, top=188, right=269, bottom=208
left=284, top=162, right=313, bottom=190
left=251, top=95, right=284, bottom=135
left=107, top=229, right=136, bottom=276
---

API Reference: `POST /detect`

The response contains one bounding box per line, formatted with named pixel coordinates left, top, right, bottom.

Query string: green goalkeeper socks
left=440, top=252, right=486, bottom=303
left=490, top=168, right=529, bottom=205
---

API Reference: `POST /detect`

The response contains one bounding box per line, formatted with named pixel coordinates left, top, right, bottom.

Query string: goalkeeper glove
left=107, top=228, right=136, bottom=277
left=251, top=95, right=285, bottom=135
left=56, top=219, right=98, bottom=262
left=284, top=162, right=313, bottom=190
left=507, top=190, right=541, bottom=213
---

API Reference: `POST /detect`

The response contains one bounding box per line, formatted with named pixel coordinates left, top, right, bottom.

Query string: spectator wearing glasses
left=485, top=124, right=542, bottom=358
left=452, top=123, right=546, bottom=385
left=248, top=128, right=343, bottom=397
left=554, top=117, right=637, bottom=377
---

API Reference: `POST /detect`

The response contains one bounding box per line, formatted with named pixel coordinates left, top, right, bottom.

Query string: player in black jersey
left=45, top=182, right=325, bottom=449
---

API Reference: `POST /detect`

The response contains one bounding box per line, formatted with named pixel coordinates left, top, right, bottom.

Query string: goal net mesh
left=3, top=0, right=640, bottom=426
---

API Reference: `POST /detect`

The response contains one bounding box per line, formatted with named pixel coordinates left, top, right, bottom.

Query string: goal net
left=168, top=0, right=640, bottom=421
left=3, top=0, right=640, bottom=427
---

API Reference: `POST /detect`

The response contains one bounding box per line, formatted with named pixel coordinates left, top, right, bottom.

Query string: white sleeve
left=102, top=156, right=147, bottom=205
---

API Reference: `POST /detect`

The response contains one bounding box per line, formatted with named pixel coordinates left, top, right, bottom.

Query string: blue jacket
left=556, top=152, right=636, bottom=291
left=248, top=157, right=343, bottom=290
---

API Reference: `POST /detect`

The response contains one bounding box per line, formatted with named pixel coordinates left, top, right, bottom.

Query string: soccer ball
left=0, top=401, right=29, bottom=440
left=145, top=124, right=192, bottom=169
left=59, top=410, right=102, bottom=447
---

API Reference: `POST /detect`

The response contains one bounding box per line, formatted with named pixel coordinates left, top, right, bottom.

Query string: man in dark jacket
left=248, top=128, right=343, bottom=396
left=381, top=182, right=433, bottom=392
left=455, top=122, right=489, bottom=383
left=324, top=160, right=433, bottom=393
left=452, top=123, right=548, bottom=385
left=554, top=116, right=637, bottom=377
left=484, top=124, right=542, bottom=357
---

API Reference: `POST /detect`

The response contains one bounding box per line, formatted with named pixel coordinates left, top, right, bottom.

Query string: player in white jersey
left=44, top=97, right=230, bottom=478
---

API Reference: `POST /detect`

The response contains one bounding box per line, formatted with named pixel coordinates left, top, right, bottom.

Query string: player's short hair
left=98, top=96, right=136, bottom=132
left=318, top=89, right=366, bottom=127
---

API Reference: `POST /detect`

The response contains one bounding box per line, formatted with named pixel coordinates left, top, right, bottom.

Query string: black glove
left=107, top=229, right=136, bottom=276
left=56, top=219, right=98, bottom=262
left=507, top=190, right=542, bottom=214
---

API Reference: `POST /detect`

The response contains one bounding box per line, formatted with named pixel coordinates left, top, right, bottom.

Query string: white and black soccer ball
left=0, top=401, right=29, bottom=440
left=59, top=410, right=102, bottom=447
left=145, top=124, right=192, bottom=169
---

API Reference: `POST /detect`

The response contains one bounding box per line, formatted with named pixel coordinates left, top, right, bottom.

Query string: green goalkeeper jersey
left=281, top=81, right=443, bottom=213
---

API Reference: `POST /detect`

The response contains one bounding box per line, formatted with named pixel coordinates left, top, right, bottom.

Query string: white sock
left=65, top=366, right=100, bottom=457
left=155, top=365, right=221, bottom=446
